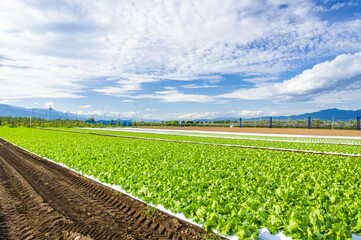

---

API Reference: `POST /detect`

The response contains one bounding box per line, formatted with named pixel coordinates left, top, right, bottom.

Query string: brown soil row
left=147, top=127, right=361, bottom=137
left=0, top=138, right=222, bottom=240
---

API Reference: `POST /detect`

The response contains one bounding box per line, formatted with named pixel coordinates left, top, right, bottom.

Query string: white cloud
left=94, top=75, right=160, bottom=96
left=163, top=86, right=177, bottom=90
left=181, top=84, right=220, bottom=89
left=330, top=2, right=345, bottom=10
left=89, top=110, right=104, bottom=116
left=315, top=103, right=325, bottom=108
left=313, top=89, right=361, bottom=104
left=80, top=104, right=91, bottom=108
left=220, top=51, right=361, bottom=101
left=228, top=110, right=263, bottom=117
left=174, top=112, right=219, bottom=120
left=140, top=90, right=216, bottom=103
left=104, top=89, right=217, bottom=103
left=109, top=111, right=140, bottom=118
left=0, top=99, right=20, bottom=105
left=119, top=111, right=140, bottom=119
left=142, top=112, right=220, bottom=121
left=141, top=109, right=265, bottom=120
left=76, top=110, right=140, bottom=119
left=242, top=76, right=278, bottom=83
left=1, top=0, right=361, bottom=102
left=44, top=102, right=54, bottom=108
left=75, top=110, right=103, bottom=116
left=122, top=99, right=135, bottom=103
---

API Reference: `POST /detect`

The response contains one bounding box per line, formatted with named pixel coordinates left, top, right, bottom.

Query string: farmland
left=1, top=128, right=361, bottom=239
left=0, top=128, right=213, bottom=240
left=50, top=128, right=361, bottom=156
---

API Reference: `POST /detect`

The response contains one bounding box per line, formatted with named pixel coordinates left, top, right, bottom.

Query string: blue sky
left=1, top=0, right=361, bottom=120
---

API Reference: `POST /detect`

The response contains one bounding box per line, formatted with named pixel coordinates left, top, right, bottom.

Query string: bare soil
left=0, top=138, right=223, bottom=240
left=149, top=127, right=361, bottom=137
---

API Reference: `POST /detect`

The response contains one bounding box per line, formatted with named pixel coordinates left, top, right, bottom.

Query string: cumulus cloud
left=229, top=110, right=263, bottom=117
left=94, top=75, right=160, bottom=96
left=0, top=99, right=20, bottom=105
left=104, top=89, right=217, bottom=103
left=76, top=110, right=140, bottom=119
left=109, top=111, right=140, bottom=119
left=44, top=102, right=54, bottom=108
left=1, top=0, right=361, bottom=103
left=141, top=109, right=264, bottom=121
left=139, top=90, right=216, bottom=103
left=220, top=51, right=361, bottom=101
left=181, top=84, right=220, bottom=89
left=80, top=104, right=91, bottom=108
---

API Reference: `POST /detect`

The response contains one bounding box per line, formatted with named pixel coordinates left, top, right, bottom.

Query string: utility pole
left=49, top=106, right=52, bottom=120
left=30, top=109, right=34, bottom=128
left=270, top=117, right=272, bottom=128
left=308, top=117, right=311, bottom=129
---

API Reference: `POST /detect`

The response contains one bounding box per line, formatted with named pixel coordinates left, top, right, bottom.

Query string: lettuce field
left=59, top=128, right=361, bottom=156
left=0, top=128, right=361, bottom=239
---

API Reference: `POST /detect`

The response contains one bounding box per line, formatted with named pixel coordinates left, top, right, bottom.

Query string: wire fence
left=1, top=116, right=360, bottom=130
left=133, top=117, right=361, bottom=130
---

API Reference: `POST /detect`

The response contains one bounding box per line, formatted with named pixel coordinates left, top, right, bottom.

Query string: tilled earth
left=0, top=138, right=222, bottom=240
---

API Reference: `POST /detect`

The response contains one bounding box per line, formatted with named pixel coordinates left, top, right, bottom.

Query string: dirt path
left=148, top=127, right=361, bottom=137
left=0, top=138, right=221, bottom=240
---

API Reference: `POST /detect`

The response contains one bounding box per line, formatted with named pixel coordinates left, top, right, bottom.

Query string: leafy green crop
left=1, top=128, right=361, bottom=239
left=52, top=128, right=361, bottom=155
left=66, top=127, right=361, bottom=145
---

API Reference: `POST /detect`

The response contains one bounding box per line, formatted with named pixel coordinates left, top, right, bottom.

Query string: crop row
left=54, top=128, right=361, bottom=155
left=1, top=128, right=361, bottom=239
left=81, top=128, right=361, bottom=145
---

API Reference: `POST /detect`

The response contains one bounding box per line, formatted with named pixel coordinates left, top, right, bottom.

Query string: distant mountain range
left=0, top=104, right=132, bottom=122
left=0, top=104, right=360, bottom=122
left=194, top=108, right=361, bottom=122
left=264, top=108, right=361, bottom=122
left=0, top=104, right=81, bottom=120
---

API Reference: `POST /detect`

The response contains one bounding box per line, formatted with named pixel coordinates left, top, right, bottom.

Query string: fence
left=239, top=117, right=361, bottom=130
left=132, top=116, right=361, bottom=130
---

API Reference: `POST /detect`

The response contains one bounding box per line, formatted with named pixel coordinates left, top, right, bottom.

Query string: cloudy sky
left=1, top=0, right=361, bottom=120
